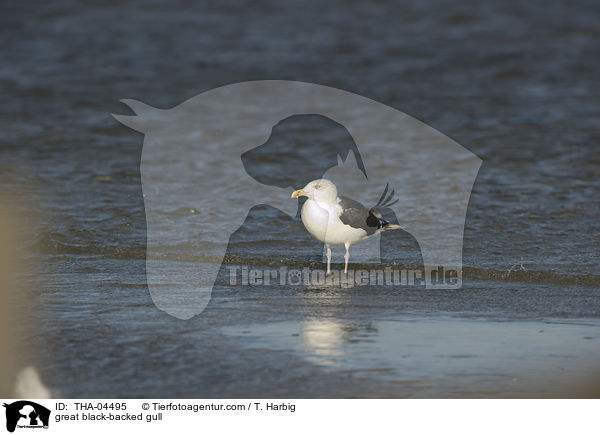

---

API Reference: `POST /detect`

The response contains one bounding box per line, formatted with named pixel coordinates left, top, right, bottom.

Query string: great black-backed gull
left=291, top=179, right=402, bottom=274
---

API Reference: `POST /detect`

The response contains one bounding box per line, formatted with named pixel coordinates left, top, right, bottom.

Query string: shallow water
left=224, top=317, right=600, bottom=397
left=2, top=0, right=599, bottom=397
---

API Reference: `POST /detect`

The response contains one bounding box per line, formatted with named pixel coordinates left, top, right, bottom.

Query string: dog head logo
left=3, top=401, right=50, bottom=432
left=113, top=80, right=481, bottom=319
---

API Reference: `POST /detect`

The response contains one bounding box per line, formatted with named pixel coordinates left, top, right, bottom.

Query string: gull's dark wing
left=338, top=196, right=386, bottom=235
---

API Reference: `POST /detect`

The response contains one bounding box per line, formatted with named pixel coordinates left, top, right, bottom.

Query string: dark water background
left=1, top=0, right=599, bottom=397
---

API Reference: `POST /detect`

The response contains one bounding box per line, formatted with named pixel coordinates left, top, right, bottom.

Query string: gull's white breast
left=301, top=199, right=367, bottom=245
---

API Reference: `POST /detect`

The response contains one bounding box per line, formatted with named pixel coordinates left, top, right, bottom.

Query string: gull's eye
left=314, top=184, right=321, bottom=190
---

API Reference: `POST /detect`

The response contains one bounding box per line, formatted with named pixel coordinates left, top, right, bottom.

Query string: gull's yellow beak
left=291, top=189, right=308, bottom=198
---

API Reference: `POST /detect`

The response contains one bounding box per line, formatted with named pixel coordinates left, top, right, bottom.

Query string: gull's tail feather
left=374, top=183, right=399, bottom=209
left=370, top=184, right=404, bottom=230
left=383, top=223, right=404, bottom=230
left=374, top=184, right=389, bottom=208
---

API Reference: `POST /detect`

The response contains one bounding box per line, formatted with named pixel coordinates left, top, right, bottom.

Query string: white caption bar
left=0, top=399, right=597, bottom=435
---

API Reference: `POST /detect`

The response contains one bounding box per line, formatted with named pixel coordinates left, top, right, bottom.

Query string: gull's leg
left=326, top=244, right=332, bottom=275
left=344, top=242, right=350, bottom=274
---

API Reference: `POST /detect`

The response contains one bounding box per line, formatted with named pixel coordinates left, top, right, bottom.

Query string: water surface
left=1, top=0, right=599, bottom=397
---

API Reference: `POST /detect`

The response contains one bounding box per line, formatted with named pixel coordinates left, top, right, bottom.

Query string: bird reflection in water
left=299, top=319, right=378, bottom=367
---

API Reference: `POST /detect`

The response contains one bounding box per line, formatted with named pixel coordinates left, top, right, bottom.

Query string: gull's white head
left=291, top=179, right=338, bottom=203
